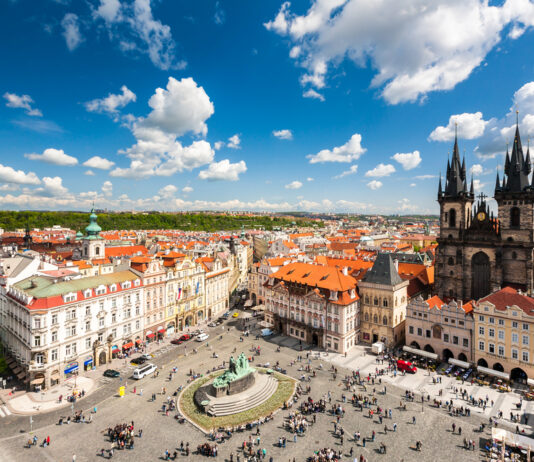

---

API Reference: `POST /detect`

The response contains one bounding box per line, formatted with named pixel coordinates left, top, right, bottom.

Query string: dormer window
left=134, top=279, right=141, bottom=287
left=84, top=289, right=92, bottom=298
left=63, top=293, right=77, bottom=303
left=121, top=281, right=131, bottom=289
left=95, top=285, right=106, bottom=296
left=109, top=284, right=117, bottom=292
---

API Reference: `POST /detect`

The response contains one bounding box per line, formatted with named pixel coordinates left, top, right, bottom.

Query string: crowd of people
left=104, top=421, right=139, bottom=453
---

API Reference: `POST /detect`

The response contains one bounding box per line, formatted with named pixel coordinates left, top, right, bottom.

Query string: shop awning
left=30, top=377, right=44, bottom=386
left=64, top=364, right=78, bottom=374
left=258, top=320, right=273, bottom=328
left=244, top=299, right=253, bottom=308
left=51, top=373, right=60, bottom=381
left=402, top=345, right=438, bottom=360
left=12, top=366, right=22, bottom=374
left=112, top=345, right=119, bottom=351
left=528, top=378, right=534, bottom=387
left=135, top=339, right=142, bottom=344
left=146, top=333, right=155, bottom=338
left=252, top=304, right=265, bottom=311
left=157, top=328, right=166, bottom=334
left=84, top=358, right=93, bottom=366
left=492, top=427, right=534, bottom=449
left=122, top=342, right=134, bottom=349
left=477, top=366, right=510, bottom=380
left=448, top=358, right=471, bottom=369
left=17, top=371, right=26, bottom=380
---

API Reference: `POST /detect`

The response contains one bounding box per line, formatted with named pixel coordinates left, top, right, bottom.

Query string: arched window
left=373, top=314, right=378, bottom=324
left=373, top=297, right=378, bottom=306
left=95, top=246, right=100, bottom=256
left=449, top=208, right=456, bottom=227
left=383, top=299, right=388, bottom=307
left=512, top=251, right=518, bottom=260
left=447, top=257, right=454, bottom=266
left=364, top=313, right=369, bottom=322
left=382, top=316, right=388, bottom=326
left=511, top=207, right=520, bottom=228
left=364, top=295, right=369, bottom=304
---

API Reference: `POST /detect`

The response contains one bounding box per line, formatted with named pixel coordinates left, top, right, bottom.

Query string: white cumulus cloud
left=61, top=13, right=83, bottom=51
left=367, top=180, right=383, bottom=190
left=265, top=0, right=534, bottom=104
left=3, top=92, right=42, bottom=116
left=182, top=186, right=193, bottom=194
left=158, top=184, right=177, bottom=198
left=25, top=148, right=78, bottom=166
left=102, top=180, right=113, bottom=197
left=307, top=133, right=366, bottom=163
left=365, top=163, right=395, bottom=177
left=198, top=159, right=247, bottom=181
left=285, top=180, right=303, bottom=189
left=83, top=156, right=115, bottom=170
left=85, top=85, right=136, bottom=114
left=334, top=165, right=358, bottom=179
left=429, top=112, right=488, bottom=141
left=0, top=164, right=40, bottom=185
left=392, top=151, right=421, bottom=170
left=227, top=134, right=241, bottom=149
left=303, top=88, right=324, bottom=101
left=273, top=129, right=293, bottom=140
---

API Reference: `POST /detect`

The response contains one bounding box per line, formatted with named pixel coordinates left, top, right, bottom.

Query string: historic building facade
left=436, top=125, right=534, bottom=301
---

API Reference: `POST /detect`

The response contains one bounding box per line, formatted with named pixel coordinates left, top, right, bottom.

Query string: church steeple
left=502, top=114, right=530, bottom=193
left=495, top=171, right=501, bottom=193
left=443, top=128, right=469, bottom=198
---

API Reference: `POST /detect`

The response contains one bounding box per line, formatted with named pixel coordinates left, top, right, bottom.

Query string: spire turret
left=495, top=171, right=501, bottom=193
left=443, top=130, right=468, bottom=198
left=470, top=177, right=474, bottom=195
left=501, top=115, right=530, bottom=193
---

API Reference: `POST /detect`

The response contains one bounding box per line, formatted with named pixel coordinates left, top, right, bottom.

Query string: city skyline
left=3, top=1, right=534, bottom=214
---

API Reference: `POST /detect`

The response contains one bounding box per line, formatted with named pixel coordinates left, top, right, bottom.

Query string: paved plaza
left=0, top=318, right=530, bottom=461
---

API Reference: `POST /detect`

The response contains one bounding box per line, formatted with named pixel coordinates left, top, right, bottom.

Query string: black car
left=130, top=356, right=147, bottom=365
left=103, top=369, right=120, bottom=378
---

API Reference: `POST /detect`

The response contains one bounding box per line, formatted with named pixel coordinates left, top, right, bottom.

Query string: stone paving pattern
left=0, top=317, right=529, bottom=461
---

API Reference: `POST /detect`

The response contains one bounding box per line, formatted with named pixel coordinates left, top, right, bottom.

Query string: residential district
left=2, top=131, right=534, bottom=461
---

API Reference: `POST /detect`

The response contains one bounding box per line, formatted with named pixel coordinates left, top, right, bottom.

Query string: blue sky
left=2, top=0, right=534, bottom=214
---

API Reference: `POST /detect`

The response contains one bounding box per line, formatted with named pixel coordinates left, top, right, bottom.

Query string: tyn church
left=437, top=123, right=534, bottom=301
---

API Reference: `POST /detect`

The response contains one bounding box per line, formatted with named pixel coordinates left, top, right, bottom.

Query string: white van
left=133, top=363, right=157, bottom=379
left=196, top=333, right=209, bottom=342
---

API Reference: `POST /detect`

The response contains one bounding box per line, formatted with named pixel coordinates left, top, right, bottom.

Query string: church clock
left=477, top=212, right=486, bottom=221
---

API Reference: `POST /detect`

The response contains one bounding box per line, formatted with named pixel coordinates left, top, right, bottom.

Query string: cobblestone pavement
left=0, top=319, right=519, bottom=461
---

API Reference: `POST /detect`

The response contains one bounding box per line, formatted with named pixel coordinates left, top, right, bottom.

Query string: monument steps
left=207, top=374, right=278, bottom=416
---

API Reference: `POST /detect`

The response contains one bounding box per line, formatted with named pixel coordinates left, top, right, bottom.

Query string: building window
left=447, top=257, right=454, bottom=266
left=523, top=335, right=529, bottom=345
left=383, top=316, right=388, bottom=326
left=489, top=317, right=495, bottom=324
left=512, top=349, right=518, bottom=359
left=523, top=351, right=529, bottom=363
left=462, top=338, right=468, bottom=347
left=489, top=328, right=495, bottom=338
left=364, top=313, right=369, bottom=322
left=498, top=330, right=505, bottom=340
left=417, top=328, right=422, bottom=336
left=513, top=321, right=518, bottom=329
left=479, top=341, right=485, bottom=351
left=498, top=346, right=505, bottom=356
left=511, top=207, right=520, bottom=228
left=51, top=349, right=58, bottom=361
left=444, top=333, right=449, bottom=343
left=373, top=297, right=378, bottom=306
left=489, top=343, right=495, bottom=354
left=409, top=326, right=414, bottom=334
left=453, top=336, right=458, bottom=345
left=51, top=331, right=57, bottom=342
left=99, top=318, right=104, bottom=328
left=52, top=314, right=58, bottom=325
left=425, top=330, right=431, bottom=338
left=448, top=208, right=456, bottom=227
left=498, top=319, right=504, bottom=326
left=85, top=337, right=91, bottom=349
left=98, top=333, right=103, bottom=342
left=479, top=315, right=485, bottom=322
left=34, top=336, right=41, bottom=347
left=479, top=326, right=484, bottom=335
left=523, top=323, right=529, bottom=331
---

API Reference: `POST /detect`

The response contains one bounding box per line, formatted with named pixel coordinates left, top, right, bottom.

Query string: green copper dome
left=84, top=208, right=102, bottom=239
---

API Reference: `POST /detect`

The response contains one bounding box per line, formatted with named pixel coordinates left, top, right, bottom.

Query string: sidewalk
left=0, top=318, right=215, bottom=416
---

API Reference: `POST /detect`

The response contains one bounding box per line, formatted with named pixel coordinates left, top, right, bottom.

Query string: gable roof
left=479, top=286, right=534, bottom=315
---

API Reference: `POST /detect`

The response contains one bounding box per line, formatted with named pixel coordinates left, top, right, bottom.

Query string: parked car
left=170, top=339, right=183, bottom=345
left=396, top=359, right=417, bottom=373
left=217, top=317, right=226, bottom=324
left=222, top=312, right=230, bottom=318
left=208, top=322, right=217, bottom=327
left=179, top=334, right=191, bottom=342
left=140, top=353, right=152, bottom=360
left=130, top=356, right=147, bottom=365
left=103, top=369, right=120, bottom=378
left=196, top=333, right=209, bottom=342
left=232, top=312, right=239, bottom=318
left=133, top=363, right=157, bottom=379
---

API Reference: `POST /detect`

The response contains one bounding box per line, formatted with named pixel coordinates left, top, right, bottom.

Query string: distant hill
left=0, top=211, right=321, bottom=232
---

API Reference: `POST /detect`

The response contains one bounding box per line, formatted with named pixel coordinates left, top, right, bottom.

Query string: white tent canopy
left=477, top=366, right=510, bottom=380
left=244, top=299, right=253, bottom=308
left=402, top=345, right=438, bottom=360
left=448, top=358, right=470, bottom=369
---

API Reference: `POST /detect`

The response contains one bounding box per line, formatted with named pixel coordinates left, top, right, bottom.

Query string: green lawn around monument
left=179, top=369, right=296, bottom=432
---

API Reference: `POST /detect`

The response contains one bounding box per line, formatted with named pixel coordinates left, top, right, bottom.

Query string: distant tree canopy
left=0, top=211, right=321, bottom=233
